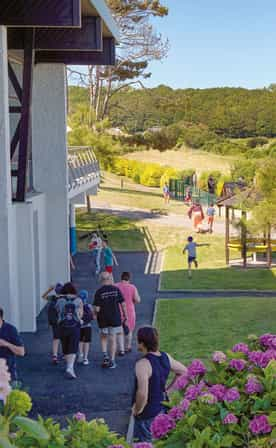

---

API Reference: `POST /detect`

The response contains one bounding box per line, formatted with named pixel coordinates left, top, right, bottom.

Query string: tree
left=68, top=0, right=169, bottom=123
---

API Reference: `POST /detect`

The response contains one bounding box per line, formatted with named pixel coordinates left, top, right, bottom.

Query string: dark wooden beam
left=35, top=38, right=115, bottom=65
left=0, top=0, right=81, bottom=28
left=9, top=106, right=22, bottom=113
left=225, top=206, right=230, bottom=265
left=8, top=61, right=22, bottom=103
left=16, top=29, right=34, bottom=202
left=10, top=120, right=21, bottom=159
left=241, top=210, right=247, bottom=268
left=8, top=17, right=102, bottom=51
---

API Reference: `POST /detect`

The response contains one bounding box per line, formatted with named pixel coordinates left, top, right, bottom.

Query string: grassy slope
left=125, top=148, right=235, bottom=175
left=160, top=234, right=276, bottom=290
left=155, top=298, right=276, bottom=363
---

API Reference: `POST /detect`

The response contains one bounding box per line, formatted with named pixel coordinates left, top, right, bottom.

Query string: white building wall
left=0, top=27, right=20, bottom=328
left=32, top=64, right=70, bottom=286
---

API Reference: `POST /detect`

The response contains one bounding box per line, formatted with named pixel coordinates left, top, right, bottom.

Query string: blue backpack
left=59, top=297, right=79, bottom=328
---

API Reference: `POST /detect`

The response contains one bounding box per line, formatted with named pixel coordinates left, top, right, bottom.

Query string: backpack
left=82, top=304, right=93, bottom=326
left=59, top=297, right=79, bottom=328
left=47, top=297, right=58, bottom=326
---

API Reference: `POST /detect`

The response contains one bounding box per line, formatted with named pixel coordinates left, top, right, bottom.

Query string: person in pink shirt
left=116, top=272, right=141, bottom=354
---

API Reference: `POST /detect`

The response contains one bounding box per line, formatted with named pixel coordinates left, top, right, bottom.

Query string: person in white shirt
left=183, top=236, right=209, bottom=279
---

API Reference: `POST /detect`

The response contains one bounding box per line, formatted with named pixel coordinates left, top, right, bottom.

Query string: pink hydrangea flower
left=73, top=412, right=86, bottom=421
left=150, top=414, right=176, bottom=439
left=133, top=444, right=153, bottom=448
left=187, top=359, right=207, bottom=378
left=245, top=376, right=263, bottom=395
left=259, top=333, right=276, bottom=348
left=223, top=413, right=238, bottom=425
left=200, top=392, right=218, bottom=405
left=174, top=374, right=189, bottom=390
left=224, top=387, right=240, bottom=402
left=212, top=351, right=227, bottom=363
left=229, top=358, right=247, bottom=371
left=180, top=398, right=191, bottom=412
left=209, top=384, right=227, bottom=401
left=249, top=351, right=270, bottom=368
left=185, top=383, right=205, bottom=401
left=168, top=406, right=184, bottom=421
left=232, top=343, right=249, bottom=355
left=249, top=415, right=272, bottom=435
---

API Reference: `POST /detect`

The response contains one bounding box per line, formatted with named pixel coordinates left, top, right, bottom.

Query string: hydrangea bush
left=151, top=334, right=276, bottom=448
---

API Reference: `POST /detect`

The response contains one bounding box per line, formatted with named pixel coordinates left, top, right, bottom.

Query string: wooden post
left=86, top=194, right=91, bottom=213
left=241, top=210, right=247, bottom=268
left=225, top=206, right=230, bottom=265
left=267, top=224, right=272, bottom=268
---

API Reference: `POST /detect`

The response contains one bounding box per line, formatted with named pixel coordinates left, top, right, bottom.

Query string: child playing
left=78, top=290, right=95, bottom=365
left=183, top=236, right=209, bottom=279
left=102, top=239, right=118, bottom=280
left=207, top=202, right=216, bottom=233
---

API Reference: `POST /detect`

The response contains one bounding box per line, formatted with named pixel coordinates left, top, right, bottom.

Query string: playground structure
left=217, top=189, right=275, bottom=268
left=169, top=178, right=216, bottom=206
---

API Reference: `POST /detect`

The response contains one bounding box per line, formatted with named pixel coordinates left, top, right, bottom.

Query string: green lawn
left=155, top=297, right=276, bottom=364
left=160, top=234, right=276, bottom=290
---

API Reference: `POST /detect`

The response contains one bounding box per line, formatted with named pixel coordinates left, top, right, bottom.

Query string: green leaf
left=13, top=416, right=49, bottom=441
left=268, top=411, right=276, bottom=425
left=0, top=437, right=16, bottom=448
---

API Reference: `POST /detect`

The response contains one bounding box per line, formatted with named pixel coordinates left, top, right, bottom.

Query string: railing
left=68, top=146, right=100, bottom=193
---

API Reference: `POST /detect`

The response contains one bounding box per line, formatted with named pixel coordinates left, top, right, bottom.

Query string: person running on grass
left=183, top=236, right=209, bottom=279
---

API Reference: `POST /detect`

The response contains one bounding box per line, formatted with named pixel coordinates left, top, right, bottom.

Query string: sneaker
left=65, top=369, right=77, bottom=379
left=77, top=353, right=84, bottom=364
left=52, top=355, right=58, bottom=365
left=118, top=351, right=125, bottom=357
left=102, top=357, right=110, bottom=368
left=108, top=360, right=117, bottom=369
left=83, top=359, right=89, bottom=366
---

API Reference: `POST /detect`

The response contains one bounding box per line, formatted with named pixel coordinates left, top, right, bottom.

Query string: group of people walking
left=42, top=270, right=140, bottom=378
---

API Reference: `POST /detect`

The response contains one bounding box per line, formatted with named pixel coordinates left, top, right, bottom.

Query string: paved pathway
left=18, top=252, right=161, bottom=435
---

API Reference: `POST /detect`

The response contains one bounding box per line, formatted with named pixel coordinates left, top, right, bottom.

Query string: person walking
left=162, top=182, right=170, bottom=204
left=94, top=272, right=128, bottom=369
left=0, top=307, right=25, bottom=384
left=88, top=232, right=102, bottom=275
left=42, top=282, right=63, bottom=364
left=183, top=236, right=209, bottom=279
left=102, top=239, right=118, bottom=279
left=207, top=202, right=216, bottom=233
left=116, top=272, right=141, bottom=354
left=188, top=200, right=204, bottom=232
left=78, top=290, right=94, bottom=366
left=132, top=326, right=187, bottom=443
left=56, top=282, right=83, bottom=379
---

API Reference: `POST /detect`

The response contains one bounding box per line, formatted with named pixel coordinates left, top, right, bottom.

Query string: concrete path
left=18, top=251, right=161, bottom=435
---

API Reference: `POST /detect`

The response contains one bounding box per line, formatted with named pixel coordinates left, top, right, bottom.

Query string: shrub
left=247, top=137, right=269, bottom=148
left=152, top=334, right=276, bottom=448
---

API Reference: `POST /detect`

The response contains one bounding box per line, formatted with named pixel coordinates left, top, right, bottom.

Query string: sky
left=144, top=0, right=276, bottom=89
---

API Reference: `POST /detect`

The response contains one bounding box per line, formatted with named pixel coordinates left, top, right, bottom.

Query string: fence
left=169, top=178, right=216, bottom=205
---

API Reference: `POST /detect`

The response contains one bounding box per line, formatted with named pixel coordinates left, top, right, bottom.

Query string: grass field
left=125, top=148, right=235, bottom=175
left=160, top=234, right=276, bottom=290
left=155, top=298, right=276, bottom=363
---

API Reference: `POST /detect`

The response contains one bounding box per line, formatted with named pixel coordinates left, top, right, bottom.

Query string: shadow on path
left=18, top=252, right=160, bottom=435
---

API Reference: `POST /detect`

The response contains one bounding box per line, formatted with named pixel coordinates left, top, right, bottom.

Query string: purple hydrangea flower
left=209, top=384, right=227, bottom=401
left=224, top=387, right=240, bottom=402
left=109, top=446, right=125, bottom=448
left=232, top=343, right=249, bottom=355
left=259, top=333, right=276, bottom=348
left=73, top=412, right=86, bottom=421
left=187, top=359, right=207, bottom=378
left=223, top=413, right=238, bottom=425
left=168, top=406, right=184, bottom=421
left=200, top=392, right=218, bottom=405
left=150, top=414, right=175, bottom=439
left=212, top=351, right=227, bottom=363
left=245, top=376, right=263, bottom=395
left=229, top=358, right=247, bottom=371
left=249, top=415, right=272, bottom=435
left=174, top=374, right=189, bottom=390
left=185, top=385, right=202, bottom=401
left=249, top=351, right=270, bottom=368
left=180, top=398, right=191, bottom=412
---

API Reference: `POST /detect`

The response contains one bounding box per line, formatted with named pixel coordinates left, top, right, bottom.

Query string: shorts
left=80, top=327, right=92, bottom=343
left=188, top=256, right=196, bottom=264
left=99, top=326, right=122, bottom=335
left=134, top=416, right=154, bottom=443
left=51, top=324, right=60, bottom=340
left=59, top=325, right=80, bottom=355
left=105, top=266, right=113, bottom=273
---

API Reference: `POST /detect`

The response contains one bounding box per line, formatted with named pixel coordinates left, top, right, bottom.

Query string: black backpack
left=47, top=297, right=58, bottom=326
left=82, top=304, right=93, bottom=326
left=59, top=298, right=79, bottom=328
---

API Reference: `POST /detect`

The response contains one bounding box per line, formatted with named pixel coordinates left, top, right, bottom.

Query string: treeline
left=108, top=85, right=276, bottom=138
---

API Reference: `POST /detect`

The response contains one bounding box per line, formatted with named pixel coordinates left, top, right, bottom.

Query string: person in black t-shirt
left=0, top=307, right=25, bottom=383
left=94, top=272, right=128, bottom=369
